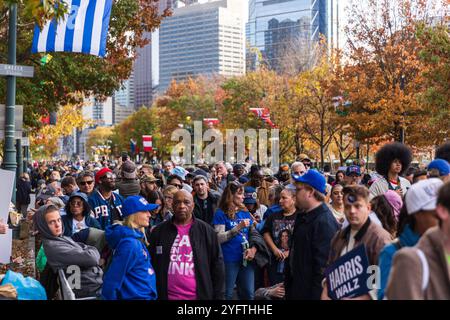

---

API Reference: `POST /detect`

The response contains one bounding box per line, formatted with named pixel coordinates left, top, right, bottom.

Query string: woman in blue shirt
left=213, top=181, right=257, bottom=300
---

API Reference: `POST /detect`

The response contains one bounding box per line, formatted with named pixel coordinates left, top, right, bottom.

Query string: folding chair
left=56, top=269, right=97, bottom=300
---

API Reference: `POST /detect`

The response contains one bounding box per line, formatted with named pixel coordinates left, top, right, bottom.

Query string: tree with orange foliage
left=341, top=0, right=444, bottom=147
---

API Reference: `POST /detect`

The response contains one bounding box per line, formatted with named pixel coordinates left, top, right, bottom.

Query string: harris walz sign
left=325, top=245, right=371, bottom=300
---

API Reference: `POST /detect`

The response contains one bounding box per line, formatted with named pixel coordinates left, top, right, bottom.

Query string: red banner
left=142, top=135, right=153, bottom=152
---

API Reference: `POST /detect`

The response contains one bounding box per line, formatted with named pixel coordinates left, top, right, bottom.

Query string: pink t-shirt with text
left=167, top=221, right=197, bottom=300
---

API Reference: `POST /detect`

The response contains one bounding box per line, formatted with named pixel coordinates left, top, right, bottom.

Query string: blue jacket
left=88, top=190, right=124, bottom=230
left=377, top=224, right=419, bottom=300
left=102, top=224, right=157, bottom=300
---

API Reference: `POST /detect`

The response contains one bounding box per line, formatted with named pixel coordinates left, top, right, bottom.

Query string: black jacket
left=193, top=191, right=220, bottom=225
left=16, top=178, right=32, bottom=205
left=284, top=203, right=339, bottom=300
left=148, top=216, right=225, bottom=300
left=248, top=225, right=270, bottom=268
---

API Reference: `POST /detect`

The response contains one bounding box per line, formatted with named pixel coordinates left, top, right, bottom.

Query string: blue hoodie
left=102, top=224, right=157, bottom=300
left=377, top=224, right=420, bottom=300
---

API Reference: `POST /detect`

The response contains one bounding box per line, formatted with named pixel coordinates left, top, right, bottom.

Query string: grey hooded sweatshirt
left=34, top=205, right=103, bottom=298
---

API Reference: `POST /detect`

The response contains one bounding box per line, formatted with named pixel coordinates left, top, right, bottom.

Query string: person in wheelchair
left=33, top=204, right=103, bottom=299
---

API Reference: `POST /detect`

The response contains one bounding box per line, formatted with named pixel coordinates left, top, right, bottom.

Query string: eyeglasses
left=79, top=180, right=94, bottom=186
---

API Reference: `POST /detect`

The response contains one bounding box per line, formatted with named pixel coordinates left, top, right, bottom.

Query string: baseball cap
left=292, top=169, right=326, bottom=195
left=122, top=160, right=137, bottom=179
left=95, top=167, right=113, bottom=184
left=171, top=166, right=188, bottom=181
left=346, top=165, right=361, bottom=176
left=122, top=195, right=160, bottom=218
left=193, top=168, right=208, bottom=179
left=244, top=186, right=258, bottom=204
left=405, top=178, right=444, bottom=215
left=140, top=174, right=159, bottom=184
left=427, top=159, right=450, bottom=176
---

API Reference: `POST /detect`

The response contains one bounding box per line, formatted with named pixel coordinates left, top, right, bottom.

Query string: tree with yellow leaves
left=30, top=102, right=90, bottom=158
left=86, top=126, right=114, bottom=160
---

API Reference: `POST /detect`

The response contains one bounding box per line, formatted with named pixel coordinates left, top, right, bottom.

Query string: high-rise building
left=158, top=0, right=245, bottom=93
left=247, top=0, right=329, bottom=72
left=114, top=72, right=135, bottom=110
left=132, top=0, right=194, bottom=108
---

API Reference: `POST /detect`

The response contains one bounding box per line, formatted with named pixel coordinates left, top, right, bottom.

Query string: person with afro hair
left=369, top=142, right=412, bottom=200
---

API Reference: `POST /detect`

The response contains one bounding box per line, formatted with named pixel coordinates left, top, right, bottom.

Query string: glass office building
left=159, top=0, right=245, bottom=93
left=247, top=0, right=328, bottom=72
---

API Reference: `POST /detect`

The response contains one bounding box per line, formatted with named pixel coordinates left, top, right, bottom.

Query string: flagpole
left=3, top=3, right=18, bottom=202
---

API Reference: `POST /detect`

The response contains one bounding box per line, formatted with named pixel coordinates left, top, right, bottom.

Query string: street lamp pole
left=3, top=3, right=18, bottom=202
left=399, top=74, right=406, bottom=144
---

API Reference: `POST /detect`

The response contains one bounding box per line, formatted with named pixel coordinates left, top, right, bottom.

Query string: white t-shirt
left=341, top=229, right=358, bottom=256
left=72, top=217, right=87, bottom=234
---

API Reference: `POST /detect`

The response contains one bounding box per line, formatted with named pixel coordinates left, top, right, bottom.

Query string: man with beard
left=245, top=165, right=270, bottom=206
left=88, top=168, right=125, bottom=230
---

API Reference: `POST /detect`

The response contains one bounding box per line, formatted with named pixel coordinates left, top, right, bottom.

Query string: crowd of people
left=2, top=141, right=450, bottom=300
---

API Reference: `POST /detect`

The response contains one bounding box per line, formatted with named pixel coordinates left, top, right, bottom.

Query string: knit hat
left=383, top=190, right=403, bottom=221
left=292, top=169, right=326, bottom=195
left=95, top=167, right=112, bottom=184
left=122, top=160, right=137, bottom=179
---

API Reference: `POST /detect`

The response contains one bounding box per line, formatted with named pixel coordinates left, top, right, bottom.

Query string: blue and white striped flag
left=31, top=0, right=113, bottom=58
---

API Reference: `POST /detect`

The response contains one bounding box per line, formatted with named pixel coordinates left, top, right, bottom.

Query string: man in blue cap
left=345, top=165, right=362, bottom=186
left=427, top=158, right=450, bottom=183
left=284, top=170, right=340, bottom=300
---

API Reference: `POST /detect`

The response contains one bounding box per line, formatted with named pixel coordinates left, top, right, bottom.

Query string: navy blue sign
left=325, top=244, right=370, bottom=300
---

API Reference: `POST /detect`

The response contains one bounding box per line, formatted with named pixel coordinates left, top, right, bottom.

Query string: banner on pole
left=142, top=135, right=152, bottom=152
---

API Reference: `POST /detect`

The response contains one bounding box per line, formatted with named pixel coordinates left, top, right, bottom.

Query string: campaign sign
left=325, top=244, right=370, bottom=300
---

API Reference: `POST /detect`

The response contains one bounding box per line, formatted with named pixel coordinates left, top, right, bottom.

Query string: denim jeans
left=224, top=261, right=255, bottom=300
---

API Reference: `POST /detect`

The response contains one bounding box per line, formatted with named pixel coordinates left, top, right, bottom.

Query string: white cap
left=405, top=178, right=444, bottom=214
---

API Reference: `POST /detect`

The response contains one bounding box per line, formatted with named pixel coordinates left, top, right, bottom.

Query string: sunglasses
left=102, top=173, right=116, bottom=180
left=171, top=183, right=183, bottom=189
left=79, top=180, right=94, bottom=186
